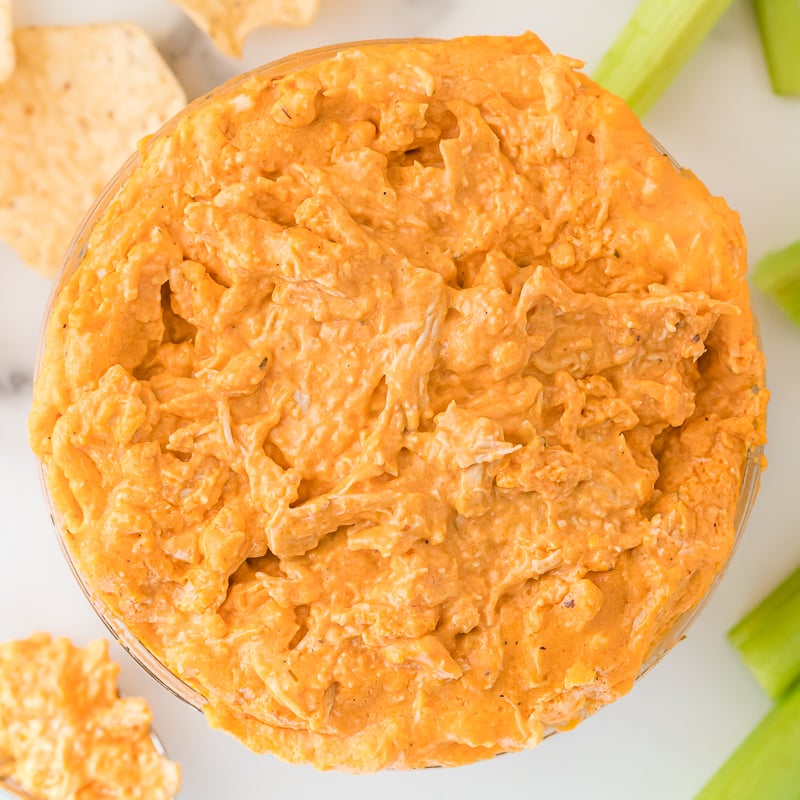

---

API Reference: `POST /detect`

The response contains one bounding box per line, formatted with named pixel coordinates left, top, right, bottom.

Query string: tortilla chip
left=170, top=0, right=319, bottom=58
left=0, top=0, right=14, bottom=84
left=0, top=23, right=186, bottom=277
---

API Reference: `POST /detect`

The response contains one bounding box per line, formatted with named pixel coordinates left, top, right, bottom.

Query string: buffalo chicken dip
left=30, top=34, right=767, bottom=771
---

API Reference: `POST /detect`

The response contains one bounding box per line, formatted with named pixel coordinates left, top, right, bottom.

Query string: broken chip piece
left=0, top=23, right=186, bottom=277
left=168, top=0, right=319, bottom=58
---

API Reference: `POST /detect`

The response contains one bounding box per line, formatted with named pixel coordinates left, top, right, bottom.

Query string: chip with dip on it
left=0, top=0, right=14, bottom=84
left=0, top=633, right=180, bottom=800
left=168, top=0, right=319, bottom=58
left=0, top=23, right=186, bottom=277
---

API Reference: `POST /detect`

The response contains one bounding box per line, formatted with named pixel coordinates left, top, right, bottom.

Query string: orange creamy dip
left=30, top=34, right=766, bottom=771
left=0, top=634, right=179, bottom=798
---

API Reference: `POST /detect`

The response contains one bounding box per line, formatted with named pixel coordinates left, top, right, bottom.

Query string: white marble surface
left=2, top=1, right=800, bottom=798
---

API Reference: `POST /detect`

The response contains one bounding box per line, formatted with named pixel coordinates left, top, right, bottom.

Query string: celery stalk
left=752, top=239, right=800, bottom=326
left=593, top=0, right=736, bottom=117
left=694, top=681, right=800, bottom=799
left=728, top=565, right=800, bottom=699
left=753, top=0, right=800, bottom=96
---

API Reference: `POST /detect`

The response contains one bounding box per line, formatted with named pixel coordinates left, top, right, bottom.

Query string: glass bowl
left=34, top=38, right=766, bottom=743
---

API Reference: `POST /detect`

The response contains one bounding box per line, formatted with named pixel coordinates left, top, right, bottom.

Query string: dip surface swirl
left=30, top=34, right=767, bottom=771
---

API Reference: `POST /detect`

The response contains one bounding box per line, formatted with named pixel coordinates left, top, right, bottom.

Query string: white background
left=2, top=1, right=799, bottom=798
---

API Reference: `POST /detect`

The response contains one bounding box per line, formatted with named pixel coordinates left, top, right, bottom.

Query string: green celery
left=752, top=239, right=800, bottom=326
left=753, top=0, right=800, bottom=96
left=695, top=681, right=800, bottom=799
left=593, top=0, right=736, bottom=117
left=728, top=565, right=800, bottom=699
